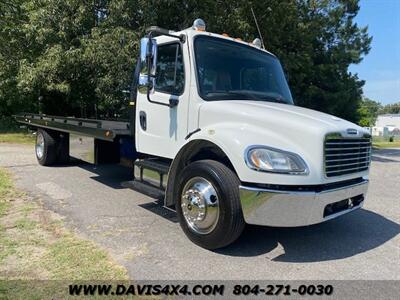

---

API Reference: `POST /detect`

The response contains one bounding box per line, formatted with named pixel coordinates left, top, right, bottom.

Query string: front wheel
left=176, top=160, right=245, bottom=250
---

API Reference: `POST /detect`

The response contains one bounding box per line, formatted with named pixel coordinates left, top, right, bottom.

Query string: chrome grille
left=324, top=135, right=372, bottom=177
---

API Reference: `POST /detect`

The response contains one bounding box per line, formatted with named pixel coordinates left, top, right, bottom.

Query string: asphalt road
left=0, top=143, right=399, bottom=280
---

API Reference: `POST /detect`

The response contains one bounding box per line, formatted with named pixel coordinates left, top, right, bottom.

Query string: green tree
left=0, top=0, right=372, bottom=123
left=0, top=0, right=37, bottom=116
left=258, top=0, right=371, bottom=123
left=15, top=0, right=139, bottom=118
left=357, top=97, right=382, bottom=127
left=1, top=0, right=138, bottom=118
left=379, top=102, right=400, bottom=114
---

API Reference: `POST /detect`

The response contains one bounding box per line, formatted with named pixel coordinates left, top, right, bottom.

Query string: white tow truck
left=16, top=19, right=371, bottom=249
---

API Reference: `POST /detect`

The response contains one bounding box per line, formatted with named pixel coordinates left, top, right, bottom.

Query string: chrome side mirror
left=138, top=37, right=157, bottom=94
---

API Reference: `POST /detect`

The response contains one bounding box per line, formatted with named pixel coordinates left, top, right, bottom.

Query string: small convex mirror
left=138, top=37, right=157, bottom=94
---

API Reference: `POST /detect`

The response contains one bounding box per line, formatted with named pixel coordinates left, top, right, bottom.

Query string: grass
left=0, top=168, right=13, bottom=196
left=0, top=169, right=13, bottom=216
left=14, top=219, right=38, bottom=230
left=372, top=136, right=400, bottom=149
left=0, top=168, right=128, bottom=298
left=0, top=133, right=35, bottom=144
left=43, top=235, right=127, bottom=280
left=0, top=116, right=35, bottom=144
left=0, top=201, right=9, bottom=217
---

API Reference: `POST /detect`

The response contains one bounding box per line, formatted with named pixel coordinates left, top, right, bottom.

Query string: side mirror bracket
left=169, top=98, right=179, bottom=107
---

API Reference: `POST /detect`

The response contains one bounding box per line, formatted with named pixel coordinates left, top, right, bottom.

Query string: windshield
left=194, top=36, right=293, bottom=104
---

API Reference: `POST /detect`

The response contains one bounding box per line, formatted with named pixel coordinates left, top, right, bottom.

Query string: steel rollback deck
left=14, top=113, right=131, bottom=142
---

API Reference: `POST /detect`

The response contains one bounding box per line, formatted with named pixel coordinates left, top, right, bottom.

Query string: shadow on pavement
left=139, top=201, right=178, bottom=223
left=84, top=165, right=132, bottom=189
left=217, top=209, right=399, bottom=262
left=62, top=157, right=133, bottom=189
left=371, top=156, right=400, bottom=163
left=372, top=148, right=400, bottom=163
left=373, top=148, right=400, bottom=156
left=371, top=155, right=400, bottom=163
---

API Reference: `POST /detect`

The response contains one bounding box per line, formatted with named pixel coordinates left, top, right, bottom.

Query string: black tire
left=35, top=129, right=57, bottom=166
left=175, top=160, right=245, bottom=250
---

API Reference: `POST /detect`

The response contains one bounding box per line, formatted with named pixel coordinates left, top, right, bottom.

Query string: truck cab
left=135, top=19, right=370, bottom=248
left=19, top=19, right=371, bottom=250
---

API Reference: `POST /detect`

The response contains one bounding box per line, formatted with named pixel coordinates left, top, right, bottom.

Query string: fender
left=164, top=137, right=235, bottom=207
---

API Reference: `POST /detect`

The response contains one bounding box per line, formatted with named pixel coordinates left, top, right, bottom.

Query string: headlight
left=245, top=146, right=308, bottom=175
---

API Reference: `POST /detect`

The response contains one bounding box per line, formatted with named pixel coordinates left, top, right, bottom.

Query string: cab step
left=122, top=180, right=165, bottom=200
left=134, top=158, right=170, bottom=175
left=122, top=158, right=171, bottom=200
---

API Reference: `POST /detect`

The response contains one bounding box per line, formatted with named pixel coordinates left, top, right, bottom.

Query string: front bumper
left=239, top=179, right=369, bottom=227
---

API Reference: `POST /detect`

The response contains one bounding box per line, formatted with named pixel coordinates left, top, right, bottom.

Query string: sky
left=349, top=0, right=400, bottom=105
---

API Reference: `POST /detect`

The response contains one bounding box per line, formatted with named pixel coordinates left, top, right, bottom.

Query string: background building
left=373, top=114, right=400, bottom=136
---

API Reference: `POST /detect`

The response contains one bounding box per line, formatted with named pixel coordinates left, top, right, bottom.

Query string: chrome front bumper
left=239, top=179, right=369, bottom=227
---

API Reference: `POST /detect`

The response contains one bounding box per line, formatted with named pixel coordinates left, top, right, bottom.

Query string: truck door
left=135, top=38, right=189, bottom=158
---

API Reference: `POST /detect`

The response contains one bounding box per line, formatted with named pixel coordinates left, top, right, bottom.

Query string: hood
left=198, top=100, right=365, bottom=138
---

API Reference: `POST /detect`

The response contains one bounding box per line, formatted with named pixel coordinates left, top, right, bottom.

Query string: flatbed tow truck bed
left=15, top=113, right=131, bottom=141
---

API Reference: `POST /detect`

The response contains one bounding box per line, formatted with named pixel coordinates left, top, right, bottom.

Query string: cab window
left=155, top=43, right=184, bottom=95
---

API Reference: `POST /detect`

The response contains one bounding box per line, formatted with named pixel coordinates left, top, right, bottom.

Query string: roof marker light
left=193, top=19, right=206, bottom=31
left=252, top=38, right=262, bottom=48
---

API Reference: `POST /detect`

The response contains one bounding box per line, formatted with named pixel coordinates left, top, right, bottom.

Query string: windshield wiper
left=260, top=96, right=288, bottom=104
left=204, top=91, right=258, bottom=100
left=238, top=93, right=290, bottom=104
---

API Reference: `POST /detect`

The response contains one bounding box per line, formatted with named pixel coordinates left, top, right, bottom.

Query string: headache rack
left=324, top=133, right=372, bottom=177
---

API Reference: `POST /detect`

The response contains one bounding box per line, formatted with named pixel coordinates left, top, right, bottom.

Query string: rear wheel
left=35, top=129, right=57, bottom=166
left=176, top=160, right=245, bottom=250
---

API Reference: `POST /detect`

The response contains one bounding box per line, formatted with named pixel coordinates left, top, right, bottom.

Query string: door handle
left=139, top=111, right=147, bottom=131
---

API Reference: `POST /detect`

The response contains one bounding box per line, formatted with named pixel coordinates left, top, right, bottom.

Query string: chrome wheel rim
left=36, top=132, right=44, bottom=159
left=181, top=177, right=219, bottom=235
